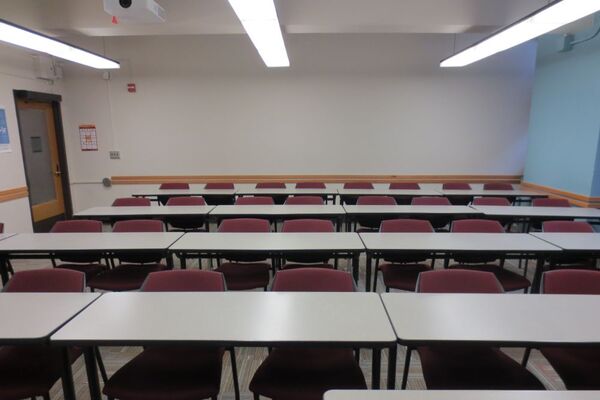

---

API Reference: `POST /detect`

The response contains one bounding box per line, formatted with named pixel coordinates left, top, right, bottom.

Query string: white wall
left=0, top=45, right=65, bottom=232
left=59, top=34, right=537, bottom=210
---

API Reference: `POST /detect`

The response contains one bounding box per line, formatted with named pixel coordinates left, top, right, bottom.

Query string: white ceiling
left=2, top=0, right=551, bottom=37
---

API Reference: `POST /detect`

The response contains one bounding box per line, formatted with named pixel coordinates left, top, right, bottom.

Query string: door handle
left=54, top=164, right=62, bottom=176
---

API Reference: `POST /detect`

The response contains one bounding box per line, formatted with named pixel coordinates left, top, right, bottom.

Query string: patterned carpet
left=10, top=255, right=567, bottom=400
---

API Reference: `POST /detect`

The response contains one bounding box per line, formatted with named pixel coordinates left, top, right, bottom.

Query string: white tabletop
left=0, top=233, right=16, bottom=241
left=532, top=233, right=600, bottom=252
left=324, top=390, right=599, bottom=400
left=343, top=205, right=480, bottom=215
left=51, top=292, right=396, bottom=346
left=133, top=188, right=236, bottom=196
left=211, top=205, right=346, bottom=216
left=0, top=293, right=100, bottom=343
left=439, top=189, right=546, bottom=197
left=338, top=189, right=441, bottom=197
left=0, top=232, right=184, bottom=253
left=171, top=232, right=365, bottom=252
left=382, top=293, right=600, bottom=345
left=359, top=233, right=561, bottom=252
left=75, top=206, right=214, bottom=218
left=236, top=188, right=337, bottom=196
left=472, top=206, right=600, bottom=219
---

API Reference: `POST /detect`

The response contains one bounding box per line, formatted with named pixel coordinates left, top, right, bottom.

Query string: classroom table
left=471, top=205, right=600, bottom=230
left=381, top=293, right=600, bottom=389
left=236, top=187, right=339, bottom=203
left=0, top=232, right=184, bottom=285
left=338, top=189, right=441, bottom=205
left=531, top=232, right=600, bottom=271
left=324, top=390, right=599, bottom=400
left=0, top=233, right=16, bottom=241
left=132, top=187, right=237, bottom=200
left=0, top=292, right=100, bottom=400
left=51, top=292, right=398, bottom=400
left=438, top=189, right=547, bottom=202
left=169, top=232, right=365, bottom=281
left=74, top=205, right=215, bottom=224
left=359, top=232, right=561, bottom=292
left=209, top=205, right=347, bottom=230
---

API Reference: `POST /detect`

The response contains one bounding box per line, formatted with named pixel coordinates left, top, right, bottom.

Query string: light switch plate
left=109, top=150, right=120, bottom=160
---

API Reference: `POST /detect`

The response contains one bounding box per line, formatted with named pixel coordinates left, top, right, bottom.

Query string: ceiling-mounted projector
left=103, top=0, right=165, bottom=23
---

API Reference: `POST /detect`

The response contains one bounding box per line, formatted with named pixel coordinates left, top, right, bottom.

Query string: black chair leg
left=254, top=393, right=260, bottom=400
left=229, top=347, right=241, bottom=400
left=95, top=346, right=108, bottom=383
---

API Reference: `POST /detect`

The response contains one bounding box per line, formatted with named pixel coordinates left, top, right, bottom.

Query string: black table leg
left=531, top=256, right=545, bottom=293
left=352, top=252, right=360, bottom=283
left=84, top=346, right=102, bottom=400
left=388, top=344, right=397, bottom=389
left=365, top=252, right=372, bottom=292
left=180, top=254, right=187, bottom=269
left=372, top=347, right=381, bottom=389
left=60, top=347, right=76, bottom=400
left=401, top=347, right=412, bottom=389
left=166, top=252, right=174, bottom=269
left=0, top=256, right=9, bottom=286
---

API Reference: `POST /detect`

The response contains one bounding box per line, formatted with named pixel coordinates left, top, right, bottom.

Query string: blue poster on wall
left=0, top=108, right=10, bottom=153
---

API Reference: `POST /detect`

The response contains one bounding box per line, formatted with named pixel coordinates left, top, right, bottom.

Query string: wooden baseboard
left=0, top=186, right=28, bottom=203
left=112, top=174, right=523, bottom=185
left=521, top=181, right=600, bottom=208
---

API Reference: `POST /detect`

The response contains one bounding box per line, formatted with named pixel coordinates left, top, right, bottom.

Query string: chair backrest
left=205, top=182, right=234, bottom=189
left=113, top=219, right=164, bottom=233
left=142, top=270, right=225, bottom=292
left=411, top=196, right=451, bottom=206
left=166, top=196, right=206, bottom=206
left=389, top=182, right=420, bottom=190
left=256, top=182, right=286, bottom=189
left=235, top=196, right=275, bottom=205
left=442, top=183, right=472, bottom=190
left=542, top=270, right=600, bottom=294
left=417, top=269, right=503, bottom=293
left=380, top=219, right=434, bottom=233
left=343, top=182, right=374, bottom=189
left=0, top=223, right=3, bottom=233
left=282, top=219, right=335, bottom=233
left=51, top=219, right=103, bottom=233
left=483, top=183, right=513, bottom=190
left=218, top=218, right=271, bottom=232
left=543, top=221, right=594, bottom=233
left=451, top=219, right=505, bottom=233
left=356, top=196, right=397, bottom=206
left=295, top=182, right=326, bottom=189
left=272, top=268, right=355, bottom=292
left=532, top=198, right=571, bottom=207
left=4, top=269, right=85, bottom=292
left=159, top=182, right=189, bottom=190
left=112, top=197, right=152, bottom=207
left=284, top=196, right=324, bottom=205
left=472, top=197, right=511, bottom=206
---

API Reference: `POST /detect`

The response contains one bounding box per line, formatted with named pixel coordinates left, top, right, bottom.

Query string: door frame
left=13, top=90, right=73, bottom=229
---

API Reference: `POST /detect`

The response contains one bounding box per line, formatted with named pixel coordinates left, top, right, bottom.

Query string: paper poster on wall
left=0, top=108, right=11, bottom=153
left=79, top=124, right=98, bottom=151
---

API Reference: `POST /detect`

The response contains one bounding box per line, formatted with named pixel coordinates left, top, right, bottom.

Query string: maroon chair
left=165, top=196, right=208, bottom=231
left=112, top=197, right=151, bottom=207
left=0, top=223, right=14, bottom=276
left=442, top=183, right=472, bottom=205
left=411, top=197, right=453, bottom=230
left=473, top=197, right=511, bottom=206
left=295, top=182, right=326, bottom=189
left=256, top=182, right=286, bottom=189
left=341, top=182, right=374, bottom=205
left=374, top=219, right=435, bottom=292
left=0, top=269, right=85, bottom=400
left=50, top=220, right=108, bottom=280
left=543, top=221, right=596, bottom=268
left=533, top=198, right=571, bottom=207
left=355, top=196, right=397, bottom=231
left=449, top=219, right=531, bottom=292
left=88, top=220, right=167, bottom=291
left=215, top=219, right=271, bottom=290
left=250, top=268, right=366, bottom=400
left=281, top=219, right=335, bottom=268
left=538, top=270, right=600, bottom=389
left=284, top=196, right=324, bottom=205
left=413, top=269, right=544, bottom=390
left=235, top=196, right=275, bottom=205
left=389, top=182, right=420, bottom=189
left=159, top=183, right=189, bottom=190
left=205, top=183, right=234, bottom=189
left=483, top=183, right=514, bottom=190
left=103, top=270, right=236, bottom=400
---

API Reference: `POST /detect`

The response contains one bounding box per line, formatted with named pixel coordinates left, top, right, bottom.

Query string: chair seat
left=541, top=347, right=600, bottom=389
left=450, top=264, right=531, bottom=291
left=250, top=348, right=367, bottom=400
left=56, top=263, right=108, bottom=280
left=282, top=263, right=333, bottom=270
left=379, top=263, right=431, bottom=291
left=103, top=346, right=224, bottom=400
left=0, top=345, right=81, bottom=400
left=88, top=264, right=166, bottom=291
left=215, top=262, right=271, bottom=290
left=417, top=346, right=544, bottom=390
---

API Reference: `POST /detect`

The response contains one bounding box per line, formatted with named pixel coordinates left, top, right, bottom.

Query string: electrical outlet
left=109, top=150, right=120, bottom=160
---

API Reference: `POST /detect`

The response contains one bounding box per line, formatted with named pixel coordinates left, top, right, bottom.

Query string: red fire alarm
left=127, top=83, right=136, bottom=93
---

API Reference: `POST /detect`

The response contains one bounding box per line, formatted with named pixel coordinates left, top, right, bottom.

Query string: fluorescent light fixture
left=228, top=0, right=289, bottom=67
left=0, top=18, right=119, bottom=69
left=441, top=0, right=600, bottom=67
